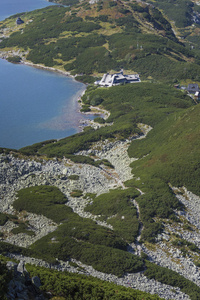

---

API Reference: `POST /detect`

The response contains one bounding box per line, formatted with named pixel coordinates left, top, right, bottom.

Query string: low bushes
left=85, top=188, right=140, bottom=243
left=12, top=185, right=143, bottom=276
left=27, top=264, right=162, bottom=299
left=145, top=261, right=200, bottom=300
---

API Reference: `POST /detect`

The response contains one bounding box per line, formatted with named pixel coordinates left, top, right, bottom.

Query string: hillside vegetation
left=13, top=185, right=144, bottom=276
left=2, top=0, right=200, bottom=299
left=17, top=82, right=198, bottom=253
left=1, top=0, right=200, bottom=82
left=27, top=264, right=163, bottom=300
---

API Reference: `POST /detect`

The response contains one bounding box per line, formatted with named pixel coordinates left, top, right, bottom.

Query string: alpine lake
left=0, top=0, right=93, bottom=149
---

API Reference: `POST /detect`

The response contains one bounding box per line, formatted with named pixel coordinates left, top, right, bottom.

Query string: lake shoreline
left=21, top=61, right=108, bottom=133
left=22, top=61, right=73, bottom=79
left=0, top=55, right=92, bottom=149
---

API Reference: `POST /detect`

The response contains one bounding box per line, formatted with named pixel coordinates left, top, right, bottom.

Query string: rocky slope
left=0, top=124, right=199, bottom=300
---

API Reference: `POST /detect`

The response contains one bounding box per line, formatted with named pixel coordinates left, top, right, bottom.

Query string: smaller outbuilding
left=16, top=17, right=24, bottom=25
left=187, top=83, right=199, bottom=94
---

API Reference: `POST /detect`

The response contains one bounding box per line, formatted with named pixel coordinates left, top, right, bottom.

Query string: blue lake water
left=0, top=59, right=88, bottom=149
left=0, top=0, right=55, bottom=21
left=0, top=0, right=92, bottom=150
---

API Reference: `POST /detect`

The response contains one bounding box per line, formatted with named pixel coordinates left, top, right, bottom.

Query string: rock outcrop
left=6, top=260, right=45, bottom=300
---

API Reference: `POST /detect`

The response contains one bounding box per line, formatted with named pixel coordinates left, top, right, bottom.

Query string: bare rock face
left=6, top=260, right=45, bottom=300
left=32, top=276, right=41, bottom=288
left=17, top=260, right=27, bottom=275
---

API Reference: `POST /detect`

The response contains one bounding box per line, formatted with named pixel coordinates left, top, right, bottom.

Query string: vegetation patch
left=68, top=175, right=79, bottom=180
left=13, top=185, right=68, bottom=223
left=11, top=223, right=35, bottom=236
left=0, top=214, right=8, bottom=226
left=12, top=186, right=143, bottom=276
left=70, top=189, right=83, bottom=197
left=127, top=104, right=200, bottom=240
left=27, top=264, right=162, bottom=300
left=145, top=261, right=200, bottom=300
left=0, top=260, right=12, bottom=300
left=171, top=237, right=200, bottom=256
left=85, top=188, right=140, bottom=243
left=7, top=56, right=21, bottom=63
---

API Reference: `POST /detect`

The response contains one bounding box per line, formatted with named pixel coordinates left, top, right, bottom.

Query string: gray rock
left=17, top=260, right=27, bottom=275
left=6, top=261, right=17, bottom=275
left=32, top=276, right=41, bottom=288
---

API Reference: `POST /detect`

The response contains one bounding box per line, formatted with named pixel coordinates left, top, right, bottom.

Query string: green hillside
left=2, top=0, right=200, bottom=299
left=18, top=82, right=196, bottom=250
left=1, top=0, right=200, bottom=82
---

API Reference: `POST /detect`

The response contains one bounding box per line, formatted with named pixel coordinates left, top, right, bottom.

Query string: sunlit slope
left=128, top=103, right=200, bottom=194
left=126, top=101, right=200, bottom=241
left=18, top=82, right=196, bottom=244
left=1, top=1, right=200, bottom=81
left=20, top=83, right=194, bottom=157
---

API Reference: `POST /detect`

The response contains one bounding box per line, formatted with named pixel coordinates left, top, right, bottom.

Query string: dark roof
left=187, top=83, right=199, bottom=93
left=16, top=17, right=24, bottom=25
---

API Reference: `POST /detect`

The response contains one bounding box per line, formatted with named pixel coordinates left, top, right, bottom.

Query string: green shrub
left=11, top=223, right=35, bottom=236
left=68, top=175, right=79, bottom=180
left=85, top=189, right=140, bottom=243
left=94, top=117, right=106, bottom=124
left=90, top=95, right=104, bottom=106
left=7, top=56, right=21, bottom=63
left=0, top=260, right=12, bottom=300
left=80, top=105, right=91, bottom=112
left=70, top=190, right=83, bottom=197
left=145, top=261, right=200, bottom=300
left=13, top=185, right=68, bottom=223
left=0, top=214, right=8, bottom=226
left=26, top=264, right=161, bottom=299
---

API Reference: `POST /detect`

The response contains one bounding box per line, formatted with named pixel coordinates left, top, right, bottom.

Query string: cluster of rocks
left=77, top=138, right=136, bottom=184
left=173, top=187, right=200, bottom=231
left=0, top=153, right=120, bottom=246
left=6, top=260, right=45, bottom=300
left=2, top=214, right=57, bottom=248
left=0, top=153, right=117, bottom=210
left=137, top=187, right=200, bottom=290
left=141, top=239, right=200, bottom=287
left=0, top=49, right=28, bottom=60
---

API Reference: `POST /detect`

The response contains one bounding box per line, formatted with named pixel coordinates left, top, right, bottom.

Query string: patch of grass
left=85, top=188, right=140, bottom=243
left=68, top=175, right=79, bottom=180
left=70, top=190, right=83, bottom=197
left=13, top=185, right=68, bottom=223
left=145, top=261, right=200, bottom=300
left=11, top=223, right=35, bottom=236
left=13, top=185, right=143, bottom=276
left=26, top=264, right=162, bottom=299
left=126, top=104, right=200, bottom=240
left=0, top=214, right=8, bottom=226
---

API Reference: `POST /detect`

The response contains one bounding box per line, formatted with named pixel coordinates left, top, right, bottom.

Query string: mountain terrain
left=1, top=0, right=200, bottom=299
